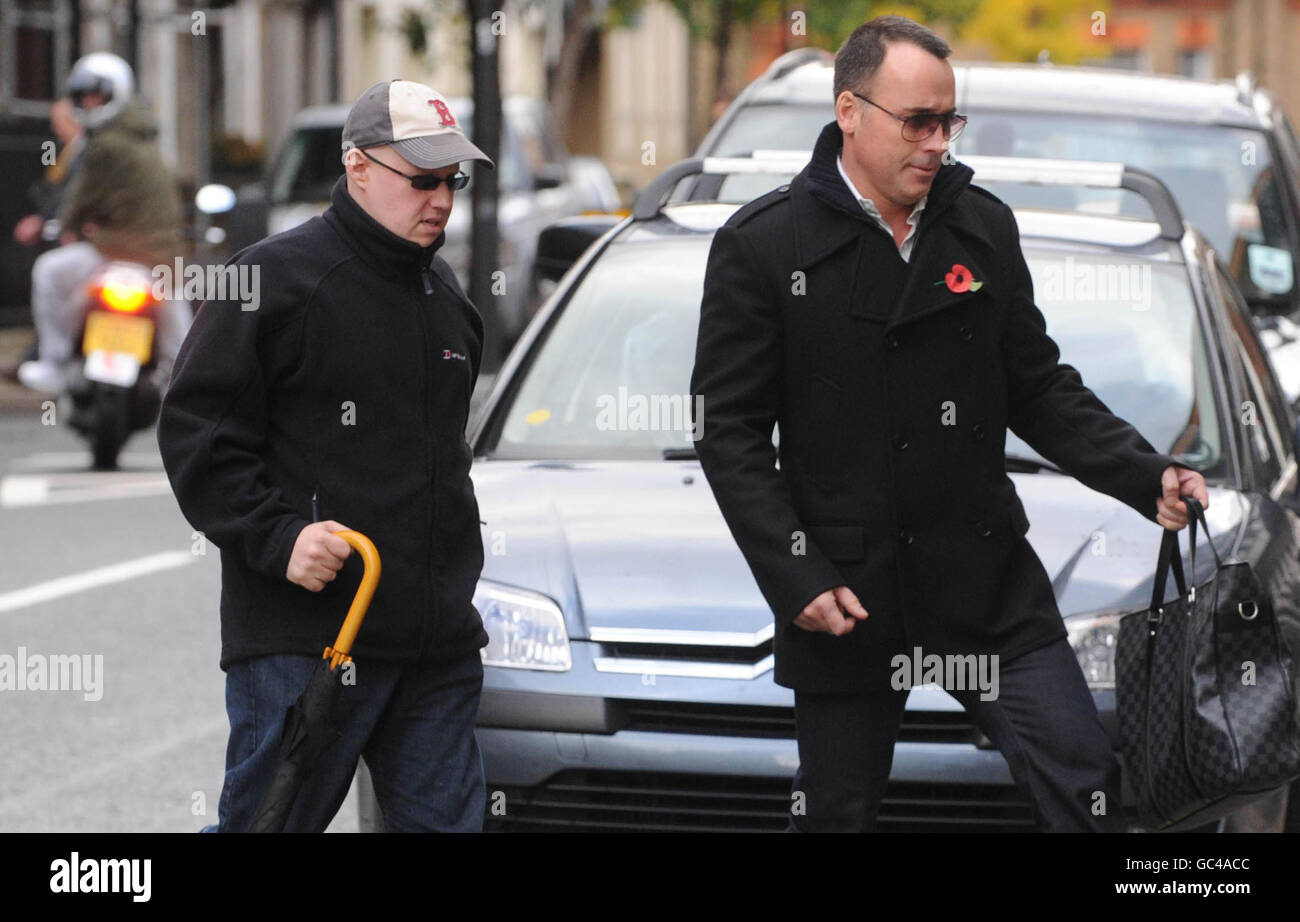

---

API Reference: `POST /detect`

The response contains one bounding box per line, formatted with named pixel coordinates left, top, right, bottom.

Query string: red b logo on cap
left=428, top=99, right=456, bottom=128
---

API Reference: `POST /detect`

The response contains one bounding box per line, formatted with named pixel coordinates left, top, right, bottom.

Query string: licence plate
left=83, top=312, right=153, bottom=364
left=84, top=350, right=141, bottom=387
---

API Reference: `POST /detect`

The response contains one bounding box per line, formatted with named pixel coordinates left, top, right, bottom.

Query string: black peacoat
left=690, top=121, right=1192, bottom=692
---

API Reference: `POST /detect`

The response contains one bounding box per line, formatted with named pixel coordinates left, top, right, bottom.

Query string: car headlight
left=1065, top=610, right=1123, bottom=689
left=474, top=580, right=572, bottom=671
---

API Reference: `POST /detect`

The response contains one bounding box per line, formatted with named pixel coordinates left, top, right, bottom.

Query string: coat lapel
left=791, top=172, right=866, bottom=269
left=789, top=126, right=999, bottom=331
left=885, top=192, right=998, bottom=333
left=790, top=172, right=865, bottom=307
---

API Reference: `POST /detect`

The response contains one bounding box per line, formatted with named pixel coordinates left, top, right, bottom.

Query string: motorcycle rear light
left=91, top=263, right=158, bottom=314
left=98, top=280, right=153, bottom=314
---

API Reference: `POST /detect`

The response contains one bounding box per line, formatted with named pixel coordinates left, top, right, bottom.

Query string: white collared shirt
left=836, top=153, right=927, bottom=262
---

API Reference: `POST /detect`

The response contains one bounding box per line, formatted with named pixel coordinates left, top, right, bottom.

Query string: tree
left=961, top=0, right=1113, bottom=64
left=611, top=1, right=983, bottom=108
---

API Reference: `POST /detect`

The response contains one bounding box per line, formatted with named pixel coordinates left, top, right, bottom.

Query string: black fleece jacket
left=158, top=176, right=488, bottom=670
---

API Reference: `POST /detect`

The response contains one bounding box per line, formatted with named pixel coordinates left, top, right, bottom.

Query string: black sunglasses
left=852, top=92, right=967, bottom=143
left=360, top=149, right=470, bottom=191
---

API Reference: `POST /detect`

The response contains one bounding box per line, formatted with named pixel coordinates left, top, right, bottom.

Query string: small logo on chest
left=443, top=349, right=467, bottom=361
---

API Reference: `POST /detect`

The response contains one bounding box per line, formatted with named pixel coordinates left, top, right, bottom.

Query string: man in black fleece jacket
left=158, top=80, right=494, bottom=832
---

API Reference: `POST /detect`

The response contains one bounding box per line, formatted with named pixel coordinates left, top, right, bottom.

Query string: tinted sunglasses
left=852, top=92, right=967, bottom=143
left=361, top=149, right=470, bottom=191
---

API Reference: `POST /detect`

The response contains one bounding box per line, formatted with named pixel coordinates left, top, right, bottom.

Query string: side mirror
left=535, top=214, right=623, bottom=282
left=195, top=183, right=237, bottom=215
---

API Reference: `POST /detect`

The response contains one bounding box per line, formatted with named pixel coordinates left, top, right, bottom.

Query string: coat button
left=893, top=435, right=909, bottom=451
left=884, top=333, right=900, bottom=350
left=899, top=529, right=914, bottom=545
left=971, top=423, right=985, bottom=441
left=959, top=325, right=973, bottom=341
left=976, top=520, right=992, bottom=537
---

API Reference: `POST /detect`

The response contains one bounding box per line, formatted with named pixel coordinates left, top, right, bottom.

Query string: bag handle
left=1181, top=494, right=1220, bottom=601
left=1149, top=525, right=1188, bottom=614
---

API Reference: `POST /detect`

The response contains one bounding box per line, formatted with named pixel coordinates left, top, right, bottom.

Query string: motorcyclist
left=17, top=52, right=190, bottom=395
left=11, top=97, right=84, bottom=251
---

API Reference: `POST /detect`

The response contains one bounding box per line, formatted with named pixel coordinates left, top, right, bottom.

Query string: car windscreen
left=959, top=111, right=1297, bottom=306
left=486, top=239, right=708, bottom=459
left=268, top=125, right=344, bottom=205
left=1008, top=250, right=1223, bottom=476
left=484, top=236, right=1223, bottom=476
left=708, top=102, right=833, bottom=156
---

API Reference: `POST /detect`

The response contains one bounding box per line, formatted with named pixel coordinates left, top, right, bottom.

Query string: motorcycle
left=22, top=260, right=190, bottom=470
left=14, top=185, right=236, bottom=470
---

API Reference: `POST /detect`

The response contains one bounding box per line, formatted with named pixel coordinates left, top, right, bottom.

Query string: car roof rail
left=1235, top=70, right=1257, bottom=107
left=631, top=152, right=811, bottom=221
left=761, top=47, right=834, bottom=82
left=960, top=155, right=1185, bottom=241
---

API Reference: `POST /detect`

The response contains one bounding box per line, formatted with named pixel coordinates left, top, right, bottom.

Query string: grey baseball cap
left=341, top=79, right=494, bottom=170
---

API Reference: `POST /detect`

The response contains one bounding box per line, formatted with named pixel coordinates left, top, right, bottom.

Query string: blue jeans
left=202, top=651, right=485, bottom=832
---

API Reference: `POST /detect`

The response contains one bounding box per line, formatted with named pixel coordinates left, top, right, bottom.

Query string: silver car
left=354, top=155, right=1300, bottom=832
left=696, top=56, right=1300, bottom=404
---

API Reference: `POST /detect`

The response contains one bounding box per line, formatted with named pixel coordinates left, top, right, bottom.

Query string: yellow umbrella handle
left=322, top=530, right=381, bottom=669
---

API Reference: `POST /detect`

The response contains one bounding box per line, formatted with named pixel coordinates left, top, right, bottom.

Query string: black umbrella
left=248, top=530, right=380, bottom=833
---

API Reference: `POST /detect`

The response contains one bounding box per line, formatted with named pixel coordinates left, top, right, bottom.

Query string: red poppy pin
left=936, top=262, right=983, bottom=293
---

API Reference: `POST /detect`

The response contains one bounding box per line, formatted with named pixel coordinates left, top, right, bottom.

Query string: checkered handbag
left=1116, top=497, right=1300, bottom=831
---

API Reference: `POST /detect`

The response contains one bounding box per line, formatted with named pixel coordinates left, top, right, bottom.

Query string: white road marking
left=0, top=551, right=196, bottom=613
left=1, top=471, right=173, bottom=507
left=0, top=475, right=47, bottom=506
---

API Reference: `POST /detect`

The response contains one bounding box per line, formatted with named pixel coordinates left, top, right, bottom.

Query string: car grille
left=592, top=636, right=776, bottom=680
left=613, top=699, right=983, bottom=744
left=601, top=640, right=771, bottom=664
left=484, top=770, right=1042, bottom=832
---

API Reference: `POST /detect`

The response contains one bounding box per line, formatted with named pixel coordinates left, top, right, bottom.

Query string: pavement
left=0, top=326, right=43, bottom=413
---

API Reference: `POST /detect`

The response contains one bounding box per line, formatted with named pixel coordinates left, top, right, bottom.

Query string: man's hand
left=286, top=520, right=352, bottom=591
left=12, top=214, right=41, bottom=245
left=793, top=585, right=869, bottom=635
left=1156, top=465, right=1209, bottom=530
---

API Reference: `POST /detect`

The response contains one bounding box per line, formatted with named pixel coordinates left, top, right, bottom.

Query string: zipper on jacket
left=413, top=261, right=439, bottom=656
left=311, top=486, right=320, bottom=523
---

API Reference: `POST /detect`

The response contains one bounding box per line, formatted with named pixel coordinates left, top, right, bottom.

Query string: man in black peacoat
left=690, top=16, right=1209, bottom=832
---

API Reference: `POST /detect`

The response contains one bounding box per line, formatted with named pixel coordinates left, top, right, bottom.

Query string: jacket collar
left=793, top=121, right=999, bottom=331
left=322, top=175, right=446, bottom=278
left=793, top=120, right=988, bottom=267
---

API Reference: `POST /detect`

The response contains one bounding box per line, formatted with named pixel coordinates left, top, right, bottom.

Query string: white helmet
left=65, top=52, right=134, bottom=129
